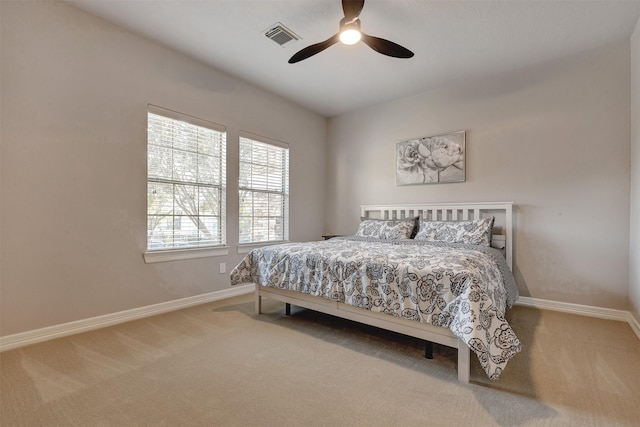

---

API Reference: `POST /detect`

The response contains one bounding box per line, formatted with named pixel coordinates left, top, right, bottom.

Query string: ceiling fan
left=288, top=0, right=414, bottom=64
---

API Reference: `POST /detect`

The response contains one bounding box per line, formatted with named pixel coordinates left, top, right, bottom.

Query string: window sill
left=144, top=246, right=230, bottom=264
left=237, top=241, right=290, bottom=254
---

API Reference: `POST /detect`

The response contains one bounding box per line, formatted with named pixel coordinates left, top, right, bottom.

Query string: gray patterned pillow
left=414, top=217, right=494, bottom=246
left=355, top=218, right=417, bottom=239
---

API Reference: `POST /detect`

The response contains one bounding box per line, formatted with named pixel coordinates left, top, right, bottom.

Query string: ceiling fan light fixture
left=339, top=28, right=361, bottom=45
left=339, top=18, right=361, bottom=45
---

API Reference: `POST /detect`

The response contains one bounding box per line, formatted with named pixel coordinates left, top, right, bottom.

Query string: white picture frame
left=396, top=131, right=466, bottom=185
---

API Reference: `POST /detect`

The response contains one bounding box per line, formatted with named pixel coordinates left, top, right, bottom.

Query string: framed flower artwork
left=396, top=131, right=465, bottom=185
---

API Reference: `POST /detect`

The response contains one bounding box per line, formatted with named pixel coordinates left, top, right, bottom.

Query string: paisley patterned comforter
left=230, top=236, right=521, bottom=379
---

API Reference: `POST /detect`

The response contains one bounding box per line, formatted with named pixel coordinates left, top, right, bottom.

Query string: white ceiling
left=67, top=0, right=640, bottom=118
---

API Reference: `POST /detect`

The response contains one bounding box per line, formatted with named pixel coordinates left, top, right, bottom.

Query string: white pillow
left=355, top=218, right=417, bottom=239
left=414, top=217, right=494, bottom=246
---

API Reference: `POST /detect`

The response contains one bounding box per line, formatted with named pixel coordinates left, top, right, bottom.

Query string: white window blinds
left=147, top=105, right=226, bottom=251
left=239, top=135, right=289, bottom=244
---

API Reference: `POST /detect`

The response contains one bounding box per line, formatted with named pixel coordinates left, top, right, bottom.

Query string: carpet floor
left=1, top=293, right=639, bottom=426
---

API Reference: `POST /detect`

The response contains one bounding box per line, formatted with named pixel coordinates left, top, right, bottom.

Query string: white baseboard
left=2, top=287, right=638, bottom=352
left=629, top=312, right=640, bottom=340
left=0, top=284, right=254, bottom=353
left=516, top=296, right=640, bottom=340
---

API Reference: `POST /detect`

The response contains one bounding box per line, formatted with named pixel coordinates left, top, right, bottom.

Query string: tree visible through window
left=147, top=106, right=226, bottom=250
left=239, top=135, right=289, bottom=244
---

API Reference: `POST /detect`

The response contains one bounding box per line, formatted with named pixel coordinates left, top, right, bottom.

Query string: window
left=239, top=134, right=289, bottom=244
left=147, top=105, right=226, bottom=252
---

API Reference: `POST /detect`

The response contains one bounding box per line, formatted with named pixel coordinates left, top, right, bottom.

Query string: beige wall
left=0, top=2, right=327, bottom=335
left=1, top=1, right=636, bottom=337
left=631, top=17, right=640, bottom=321
left=326, top=43, right=631, bottom=310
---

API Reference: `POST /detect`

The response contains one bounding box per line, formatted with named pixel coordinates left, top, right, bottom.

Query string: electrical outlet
left=219, top=262, right=226, bottom=274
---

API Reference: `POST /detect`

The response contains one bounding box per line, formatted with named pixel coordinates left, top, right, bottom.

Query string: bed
left=230, top=202, right=520, bottom=382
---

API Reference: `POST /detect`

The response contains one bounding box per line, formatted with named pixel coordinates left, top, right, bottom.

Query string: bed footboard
left=255, top=285, right=471, bottom=383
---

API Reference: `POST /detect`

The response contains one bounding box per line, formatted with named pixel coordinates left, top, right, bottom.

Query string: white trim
left=144, top=246, right=230, bottom=263
left=515, top=296, right=629, bottom=321
left=239, top=130, right=289, bottom=150
left=0, top=284, right=254, bottom=353
left=148, top=104, right=226, bottom=132
left=627, top=312, right=640, bottom=340
left=3, top=287, right=637, bottom=354
left=516, top=296, right=640, bottom=340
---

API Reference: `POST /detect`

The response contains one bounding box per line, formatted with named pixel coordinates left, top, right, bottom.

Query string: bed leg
left=285, top=303, right=291, bottom=316
left=254, top=287, right=262, bottom=315
left=457, top=339, right=470, bottom=383
left=425, top=341, right=434, bottom=359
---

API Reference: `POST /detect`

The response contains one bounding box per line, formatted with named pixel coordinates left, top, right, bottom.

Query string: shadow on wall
left=513, top=265, right=531, bottom=298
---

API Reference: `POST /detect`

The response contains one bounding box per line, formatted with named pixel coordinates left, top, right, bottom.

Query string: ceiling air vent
left=265, top=23, right=300, bottom=46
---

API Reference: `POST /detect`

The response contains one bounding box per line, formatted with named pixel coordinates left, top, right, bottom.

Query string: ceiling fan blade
left=361, top=33, right=414, bottom=58
left=342, top=0, right=365, bottom=21
left=288, top=34, right=340, bottom=63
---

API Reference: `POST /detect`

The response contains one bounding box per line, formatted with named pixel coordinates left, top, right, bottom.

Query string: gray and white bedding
left=230, top=236, right=521, bottom=380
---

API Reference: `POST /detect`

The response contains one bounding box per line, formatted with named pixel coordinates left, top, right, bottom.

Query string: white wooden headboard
left=360, top=202, right=514, bottom=270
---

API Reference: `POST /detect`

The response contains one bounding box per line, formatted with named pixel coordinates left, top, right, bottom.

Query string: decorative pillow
left=355, top=217, right=418, bottom=239
left=414, top=217, right=494, bottom=246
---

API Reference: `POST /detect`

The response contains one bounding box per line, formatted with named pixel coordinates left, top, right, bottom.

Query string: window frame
left=144, top=104, right=228, bottom=263
left=238, top=132, right=290, bottom=247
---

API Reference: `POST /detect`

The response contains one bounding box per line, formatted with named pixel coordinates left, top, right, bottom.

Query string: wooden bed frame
left=254, top=202, right=514, bottom=383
